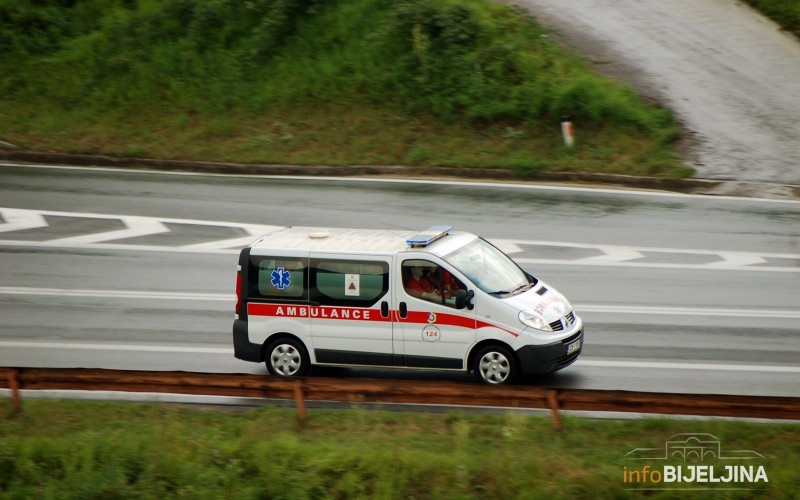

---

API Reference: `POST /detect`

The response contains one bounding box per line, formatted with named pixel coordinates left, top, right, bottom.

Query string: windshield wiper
left=492, top=283, right=533, bottom=296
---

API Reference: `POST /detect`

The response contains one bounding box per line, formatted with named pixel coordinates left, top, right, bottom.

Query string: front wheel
left=265, top=338, right=309, bottom=377
left=473, top=345, right=518, bottom=385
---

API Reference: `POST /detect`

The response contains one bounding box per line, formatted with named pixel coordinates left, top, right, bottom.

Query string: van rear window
left=249, top=257, right=307, bottom=300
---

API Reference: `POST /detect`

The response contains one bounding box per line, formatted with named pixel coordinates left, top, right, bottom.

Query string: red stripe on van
left=476, top=319, right=519, bottom=338
left=399, top=310, right=476, bottom=330
left=247, top=303, right=519, bottom=337
left=248, top=303, right=390, bottom=322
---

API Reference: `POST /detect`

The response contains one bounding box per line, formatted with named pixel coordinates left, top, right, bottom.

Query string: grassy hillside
left=1, top=399, right=798, bottom=499
left=0, top=0, right=691, bottom=177
left=743, top=0, right=800, bottom=38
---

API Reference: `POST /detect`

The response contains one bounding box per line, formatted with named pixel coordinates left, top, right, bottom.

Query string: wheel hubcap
left=270, top=344, right=301, bottom=376
left=479, top=352, right=510, bottom=384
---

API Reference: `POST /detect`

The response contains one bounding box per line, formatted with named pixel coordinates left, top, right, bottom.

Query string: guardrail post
left=8, top=368, right=21, bottom=412
left=547, top=389, right=562, bottom=431
left=293, top=379, right=307, bottom=421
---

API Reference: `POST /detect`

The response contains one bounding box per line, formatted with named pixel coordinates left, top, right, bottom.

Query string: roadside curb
left=2, top=150, right=799, bottom=200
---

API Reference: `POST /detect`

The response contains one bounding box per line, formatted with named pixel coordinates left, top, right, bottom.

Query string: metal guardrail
left=2, top=367, right=798, bottom=429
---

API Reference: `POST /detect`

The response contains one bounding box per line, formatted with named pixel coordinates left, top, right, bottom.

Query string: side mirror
left=455, top=289, right=475, bottom=310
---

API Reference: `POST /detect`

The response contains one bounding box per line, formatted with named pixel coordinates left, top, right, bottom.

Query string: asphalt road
left=1, top=163, right=798, bottom=397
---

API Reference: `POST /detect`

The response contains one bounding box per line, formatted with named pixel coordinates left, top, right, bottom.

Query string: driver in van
left=424, top=267, right=460, bottom=298
left=405, top=263, right=442, bottom=301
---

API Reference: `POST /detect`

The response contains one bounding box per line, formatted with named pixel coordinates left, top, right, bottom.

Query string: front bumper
left=515, top=328, right=584, bottom=375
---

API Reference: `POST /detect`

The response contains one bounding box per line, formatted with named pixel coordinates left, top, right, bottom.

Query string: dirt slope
left=506, top=0, right=800, bottom=185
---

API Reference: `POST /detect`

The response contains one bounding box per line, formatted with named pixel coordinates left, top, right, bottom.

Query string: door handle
left=381, top=301, right=389, bottom=318
left=399, top=301, right=408, bottom=319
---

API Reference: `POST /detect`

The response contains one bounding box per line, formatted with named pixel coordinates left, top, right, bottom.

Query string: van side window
left=311, top=259, right=389, bottom=307
left=249, top=256, right=307, bottom=300
left=402, top=259, right=465, bottom=308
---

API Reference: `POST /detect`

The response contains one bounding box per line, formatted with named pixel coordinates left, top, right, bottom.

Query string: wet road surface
left=1, top=164, right=798, bottom=397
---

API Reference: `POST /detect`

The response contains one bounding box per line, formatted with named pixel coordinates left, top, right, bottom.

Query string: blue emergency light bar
left=406, top=225, right=454, bottom=247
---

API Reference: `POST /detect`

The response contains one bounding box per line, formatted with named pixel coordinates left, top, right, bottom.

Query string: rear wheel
left=473, top=345, right=518, bottom=385
left=265, top=338, right=309, bottom=377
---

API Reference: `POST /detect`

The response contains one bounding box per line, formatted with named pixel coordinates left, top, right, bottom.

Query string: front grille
left=550, top=311, right=576, bottom=333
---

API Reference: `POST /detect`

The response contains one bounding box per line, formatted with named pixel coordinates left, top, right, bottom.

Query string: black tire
left=473, top=344, right=518, bottom=385
left=265, top=337, right=309, bottom=377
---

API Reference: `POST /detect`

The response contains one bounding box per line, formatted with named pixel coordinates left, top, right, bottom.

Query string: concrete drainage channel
left=2, top=153, right=800, bottom=201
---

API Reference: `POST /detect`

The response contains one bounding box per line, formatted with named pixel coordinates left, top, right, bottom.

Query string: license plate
left=566, top=338, right=581, bottom=355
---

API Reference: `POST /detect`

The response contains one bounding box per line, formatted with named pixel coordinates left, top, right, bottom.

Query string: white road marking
left=0, top=239, right=240, bottom=254
left=1, top=207, right=798, bottom=271
left=2, top=287, right=798, bottom=319
left=576, top=304, right=800, bottom=319
left=0, top=207, right=277, bottom=252
left=578, top=245, right=646, bottom=263
left=0, top=207, right=48, bottom=233
left=508, top=238, right=798, bottom=272
left=488, top=238, right=525, bottom=255
left=510, top=238, right=798, bottom=260
left=0, top=207, right=278, bottom=230
left=47, top=216, right=170, bottom=245
left=0, top=340, right=795, bottom=374
left=515, top=258, right=799, bottom=273
left=710, top=251, right=767, bottom=267
left=0, top=287, right=231, bottom=301
left=179, top=223, right=279, bottom=250
left=178, top=236, right=256, bottom=250
left=577, top=359, right=800, bottom=374
left=0, top=341, right=231, bottom=354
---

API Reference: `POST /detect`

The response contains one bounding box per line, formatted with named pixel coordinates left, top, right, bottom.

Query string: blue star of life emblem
left=271, top=267, right=291, bottom=290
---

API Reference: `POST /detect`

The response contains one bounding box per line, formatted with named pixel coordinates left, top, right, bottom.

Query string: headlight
left=519, top=310, right=552, bottom=331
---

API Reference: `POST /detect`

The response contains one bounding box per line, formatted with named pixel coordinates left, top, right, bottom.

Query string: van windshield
left=444, top=238, right=534, bottom=296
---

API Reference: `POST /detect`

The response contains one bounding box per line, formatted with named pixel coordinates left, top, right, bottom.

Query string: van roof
left=249, top=226, right=472, bottom=255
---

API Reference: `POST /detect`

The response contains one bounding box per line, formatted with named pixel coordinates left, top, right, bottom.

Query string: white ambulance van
left=233, top=226, right=583, bottom=384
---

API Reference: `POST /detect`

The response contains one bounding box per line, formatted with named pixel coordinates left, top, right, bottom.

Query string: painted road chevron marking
left=511, top=239, right=799, bottom=273
left=0, top=207, right=278, bottom=251
left=47, top=216, right=170, bottom=244
left=0, top=208, right=797, bottom=272
left=515, top=258, right=798, bottom=273
left=0, top=208, right=48, bottom=233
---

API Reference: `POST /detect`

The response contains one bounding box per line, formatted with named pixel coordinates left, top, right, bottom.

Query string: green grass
left=1, top=399, right=798, bottom=499
left=742, top=0, right=800, bottom=38
left=0, top=0, right=693, bottom=178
